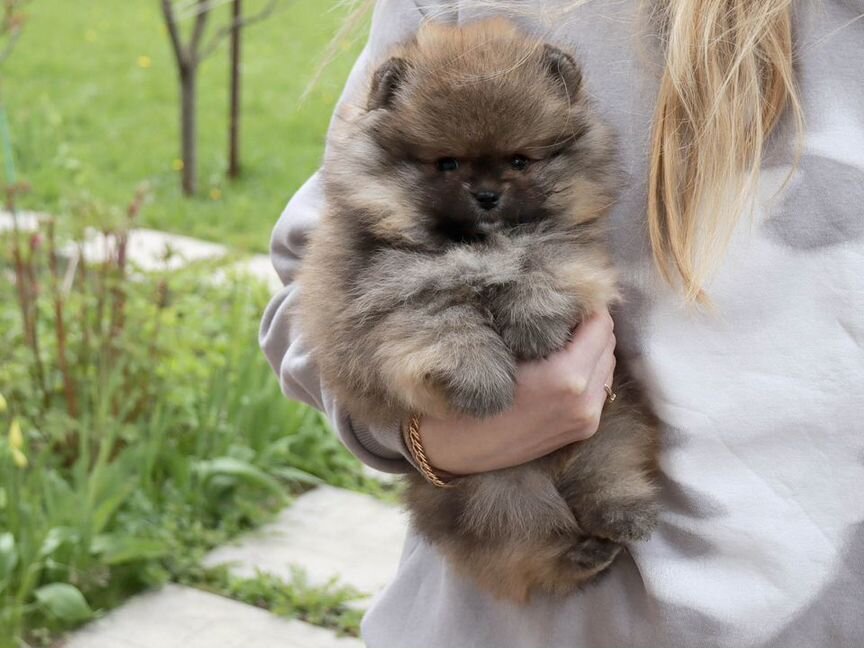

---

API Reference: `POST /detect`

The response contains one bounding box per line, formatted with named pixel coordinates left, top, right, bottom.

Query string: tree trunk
left=180, top=65, right=198, bottom=195
left=228, top=0, right=242, bottom=179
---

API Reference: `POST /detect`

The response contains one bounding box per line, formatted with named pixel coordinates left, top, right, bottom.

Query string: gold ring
left=604, top=384, right=617, bottom=403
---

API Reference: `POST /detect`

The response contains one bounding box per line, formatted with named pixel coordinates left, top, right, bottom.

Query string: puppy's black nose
left=473, top=190, right=500, bottom=210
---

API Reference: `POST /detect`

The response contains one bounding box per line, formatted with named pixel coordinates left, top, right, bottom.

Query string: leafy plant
left=0, top=4, right=388, bottom=646
left=0, top=194, right=382, bottom=646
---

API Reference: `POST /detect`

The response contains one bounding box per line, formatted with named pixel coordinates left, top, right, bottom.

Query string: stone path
left=216, top=253, right=284, bottom=292
left=51, top=226, right=410, bottom=647
left=62, top=585, right=366, bottom=648
left=62, top=485, right=406, bottom=647
left=69, top=227, right=229, bottom=272
left=204, top=486, right=408, bottom=601
left=0, top=209, right=42, bottom=233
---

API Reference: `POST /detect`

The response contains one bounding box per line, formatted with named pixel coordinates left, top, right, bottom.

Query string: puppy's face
left=395, top=146, right=574, bottom=243
left=354, top=20, right=614, bottom=245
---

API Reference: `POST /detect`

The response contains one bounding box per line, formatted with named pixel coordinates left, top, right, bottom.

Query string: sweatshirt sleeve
left=259, top=0, right=434, bottom=474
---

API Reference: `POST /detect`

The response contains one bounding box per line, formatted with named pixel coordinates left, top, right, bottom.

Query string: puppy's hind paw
left=581, top=499, right=659, bottom=543
left=563, top=536, right=621, bottom=574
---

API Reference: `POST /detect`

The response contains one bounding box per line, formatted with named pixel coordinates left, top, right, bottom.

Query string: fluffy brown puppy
left=298, top=18, right=659, bottom=603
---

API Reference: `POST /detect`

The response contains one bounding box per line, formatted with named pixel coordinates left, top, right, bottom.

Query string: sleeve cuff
left=328, top=402, right=417, bottom=475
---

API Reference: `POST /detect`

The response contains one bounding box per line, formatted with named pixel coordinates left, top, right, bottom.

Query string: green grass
left=5, top=0, right=362, bottom=251
left=184, top=566, right=365, bottom=637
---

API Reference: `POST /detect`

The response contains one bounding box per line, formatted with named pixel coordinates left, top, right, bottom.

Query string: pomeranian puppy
left=298, top=18, right=659, bottom=602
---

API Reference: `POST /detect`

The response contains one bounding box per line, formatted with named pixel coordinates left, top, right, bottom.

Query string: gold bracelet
left=403, top=414, right=456, bottom=489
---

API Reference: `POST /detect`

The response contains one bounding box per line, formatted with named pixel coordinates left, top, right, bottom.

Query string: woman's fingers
left=591, top=339, right=616, bottom=393
left=565, top=340, right=615, bottom=440
left=554, top=311, right=615, bottom=394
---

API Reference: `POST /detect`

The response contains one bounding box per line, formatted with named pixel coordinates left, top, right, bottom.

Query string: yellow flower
left=210, top=188, right=222, bottom=201
left=172, top=159, right=184, bottom=171
left=0, top=392, right=6, bottom=414
left=8, top=419, right=26, bottom=469
left=11, top=448, right=27, bottom=469
left=137, top=55, right=152, bottom=69
left=8, top=418, right=22, bottom=450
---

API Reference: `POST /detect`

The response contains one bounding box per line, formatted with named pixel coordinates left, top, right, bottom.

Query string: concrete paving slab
left=68, top=228, right=228, bottom=272
left=61, top=585, right=364, bottom=648
left=214, top=254, right=283, bottom=292
left=0, top=210, right=43, bottom=233
left=203, top=486, right=408, bottom=602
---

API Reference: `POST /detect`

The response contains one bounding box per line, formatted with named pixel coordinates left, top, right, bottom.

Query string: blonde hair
left=331, top=0, right=802, bottom=300
left=649, top=0, right=801, bottom=300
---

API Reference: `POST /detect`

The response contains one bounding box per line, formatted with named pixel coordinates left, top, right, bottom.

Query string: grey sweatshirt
left=259, top=1, right=864, bottom=646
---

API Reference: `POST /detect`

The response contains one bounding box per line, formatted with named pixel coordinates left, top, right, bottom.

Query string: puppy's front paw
left=492, top=281, right=583, bottom=361
left=434, top=349, right=516, bottom=418
left=499, top=315, right=572, bottom=361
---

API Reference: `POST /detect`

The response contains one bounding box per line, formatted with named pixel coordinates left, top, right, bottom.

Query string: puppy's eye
left=510, top=154, right=529, bottom=171
left=436, top=157, right=459, bottom=172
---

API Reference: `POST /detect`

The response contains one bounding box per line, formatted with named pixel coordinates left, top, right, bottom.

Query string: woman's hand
left=418, top=310, right=617, bottom=476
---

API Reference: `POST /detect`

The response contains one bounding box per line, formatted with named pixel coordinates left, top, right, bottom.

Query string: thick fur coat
left=298, top=18, right=659, bottom=602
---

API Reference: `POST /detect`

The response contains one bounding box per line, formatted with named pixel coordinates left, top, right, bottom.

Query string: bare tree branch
left=176, top=0, right=232, bottom=21
left=173, top=0, right=205, bottom=17
left=199, top=0, right=278, bottom=60
left=161, top=0, right=187, bottom=67
left=189, top=0, right=210, bottom=55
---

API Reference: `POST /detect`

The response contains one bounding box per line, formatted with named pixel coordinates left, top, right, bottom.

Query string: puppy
left=299, top=18, right=659, bottom=602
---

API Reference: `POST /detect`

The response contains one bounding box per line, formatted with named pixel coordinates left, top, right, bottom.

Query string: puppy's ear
left=542, top=45, right=582, bottom=97
left=368, top=57, right=409, bottom=111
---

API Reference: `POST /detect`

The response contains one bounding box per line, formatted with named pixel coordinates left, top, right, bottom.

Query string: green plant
left=0, top=5, right=387, bottom=645
left=183, top=565, right=365, bottom=637
left=0, top=193, right=380, bottom=646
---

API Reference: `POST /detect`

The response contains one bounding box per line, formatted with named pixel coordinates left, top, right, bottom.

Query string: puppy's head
left=328, top=19, right=616, bottom=246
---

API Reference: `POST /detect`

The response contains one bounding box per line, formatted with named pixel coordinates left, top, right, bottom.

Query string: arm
left=260, top=0, right=430, bottom=473
left=260, top=174, right=411, bottom=473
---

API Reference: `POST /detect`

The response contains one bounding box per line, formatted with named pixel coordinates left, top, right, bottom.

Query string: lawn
left=5, top=0, right=362, bottom=251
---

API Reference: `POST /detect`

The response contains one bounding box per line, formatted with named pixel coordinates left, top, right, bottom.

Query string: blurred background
left=0, top=2, right=402, bottom=646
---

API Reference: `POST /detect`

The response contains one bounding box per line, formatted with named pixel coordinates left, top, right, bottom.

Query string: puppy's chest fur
left=352, top=235, right=532, bottom=314
left=344, top=221, right=614, bottom=345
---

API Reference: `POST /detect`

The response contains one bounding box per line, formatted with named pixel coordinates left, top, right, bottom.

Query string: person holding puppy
left=260, top=1, right=864, bottom=646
